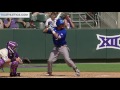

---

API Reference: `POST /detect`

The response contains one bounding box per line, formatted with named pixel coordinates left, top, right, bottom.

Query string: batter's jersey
left=47, top=27, right=67, bottom=47
left=0, top=48, right=19, bottom=62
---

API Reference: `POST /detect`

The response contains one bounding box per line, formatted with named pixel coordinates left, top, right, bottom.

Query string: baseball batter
left=43, top=18, right=80, bottom=76
left=0, top=41, right=30, bottom=77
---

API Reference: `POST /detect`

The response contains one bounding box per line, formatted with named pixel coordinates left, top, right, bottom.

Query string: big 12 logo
left=96, top=34, right=120, bottom=50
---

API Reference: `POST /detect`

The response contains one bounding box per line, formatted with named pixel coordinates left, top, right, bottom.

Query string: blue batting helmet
left=56, top=19, right=64, bottom=26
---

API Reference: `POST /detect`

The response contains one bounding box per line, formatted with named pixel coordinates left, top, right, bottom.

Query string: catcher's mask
left=7, top=41, right=18, bottom=53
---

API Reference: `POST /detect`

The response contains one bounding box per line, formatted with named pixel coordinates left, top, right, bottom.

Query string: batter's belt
left=55, top=45, right=70, bottom=51
left=55, top=44, right=67, bottom=48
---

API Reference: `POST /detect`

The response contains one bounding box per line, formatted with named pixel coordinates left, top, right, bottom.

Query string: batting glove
left=48, top=26, right=55, bottom=34
left=48, top=26, right=54, bottom=30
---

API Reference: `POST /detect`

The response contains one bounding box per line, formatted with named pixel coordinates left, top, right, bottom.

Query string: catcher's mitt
left=22, top=58, right=31, bottom=64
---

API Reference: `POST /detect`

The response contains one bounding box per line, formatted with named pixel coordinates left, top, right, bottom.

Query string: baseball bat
left=48, top=12, right=62, bottom=28
left=56, top=12, right=62, bottom=20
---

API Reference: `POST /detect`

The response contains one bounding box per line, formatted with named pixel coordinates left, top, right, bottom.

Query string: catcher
left=0, top=41, right=31, bottom=77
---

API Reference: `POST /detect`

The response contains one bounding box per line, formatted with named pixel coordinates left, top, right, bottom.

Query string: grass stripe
left=1, top=63, right=120, bottom=72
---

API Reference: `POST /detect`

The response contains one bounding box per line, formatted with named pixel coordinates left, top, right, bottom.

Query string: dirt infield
left=1, top=72, right=120, bottom=78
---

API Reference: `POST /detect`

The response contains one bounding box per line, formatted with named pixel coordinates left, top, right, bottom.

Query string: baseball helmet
left=6, top=41, right=18, bottom=53
left=56, top=18, right=64, bottom=26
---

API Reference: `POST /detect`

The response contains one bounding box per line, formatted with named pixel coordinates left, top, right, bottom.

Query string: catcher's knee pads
left=0, top=59, right=5, bottom=68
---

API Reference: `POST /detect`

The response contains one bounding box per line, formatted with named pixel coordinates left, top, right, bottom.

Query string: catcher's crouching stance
left=0, top=41, right=30, bottom=77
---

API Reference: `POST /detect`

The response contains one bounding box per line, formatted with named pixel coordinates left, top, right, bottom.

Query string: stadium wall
left=0, top=29, right=120, bottom=62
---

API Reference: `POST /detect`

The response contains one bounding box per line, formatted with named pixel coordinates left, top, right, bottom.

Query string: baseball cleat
left=10, top=72, right=20, bottom=77
left=46, top=72, right=53, bottom=76
left=75, top=69, right=80, bottom=76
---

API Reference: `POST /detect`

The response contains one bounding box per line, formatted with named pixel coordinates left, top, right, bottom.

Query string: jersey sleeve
left=46, top=29, right=52, bottom=34
left=46, top=27, right=56, bottom=34
left=2, top=55, right=9, bottom=62
left=57, top=30, right=66, bottom=40
left=0, top=48, right=9, bottom=62
left=14, top=51, right=19, bottom=58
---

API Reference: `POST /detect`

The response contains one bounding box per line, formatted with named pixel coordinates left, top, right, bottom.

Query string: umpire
left=43, top=18, right=80, bottom=76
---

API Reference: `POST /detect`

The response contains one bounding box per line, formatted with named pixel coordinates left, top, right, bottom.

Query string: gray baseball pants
left=47, top=45, right=77, bottom=73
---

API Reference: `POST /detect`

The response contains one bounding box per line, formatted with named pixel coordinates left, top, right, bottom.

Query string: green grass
left=1, top=63, right=120, bottom=72
left=53, top=63, right=120, bottom=72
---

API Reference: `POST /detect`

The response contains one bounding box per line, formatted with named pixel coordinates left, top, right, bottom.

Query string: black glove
left=22, top=58, right=31, bottom=64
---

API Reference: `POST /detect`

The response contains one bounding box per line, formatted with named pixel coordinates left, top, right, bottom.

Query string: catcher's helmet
left=7, top=41, right=18, bottom=53
left=56, top=19, right=64, bottom=26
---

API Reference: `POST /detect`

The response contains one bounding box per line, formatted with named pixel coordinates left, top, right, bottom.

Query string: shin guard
left=10, top=61, right=19, bottom=74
